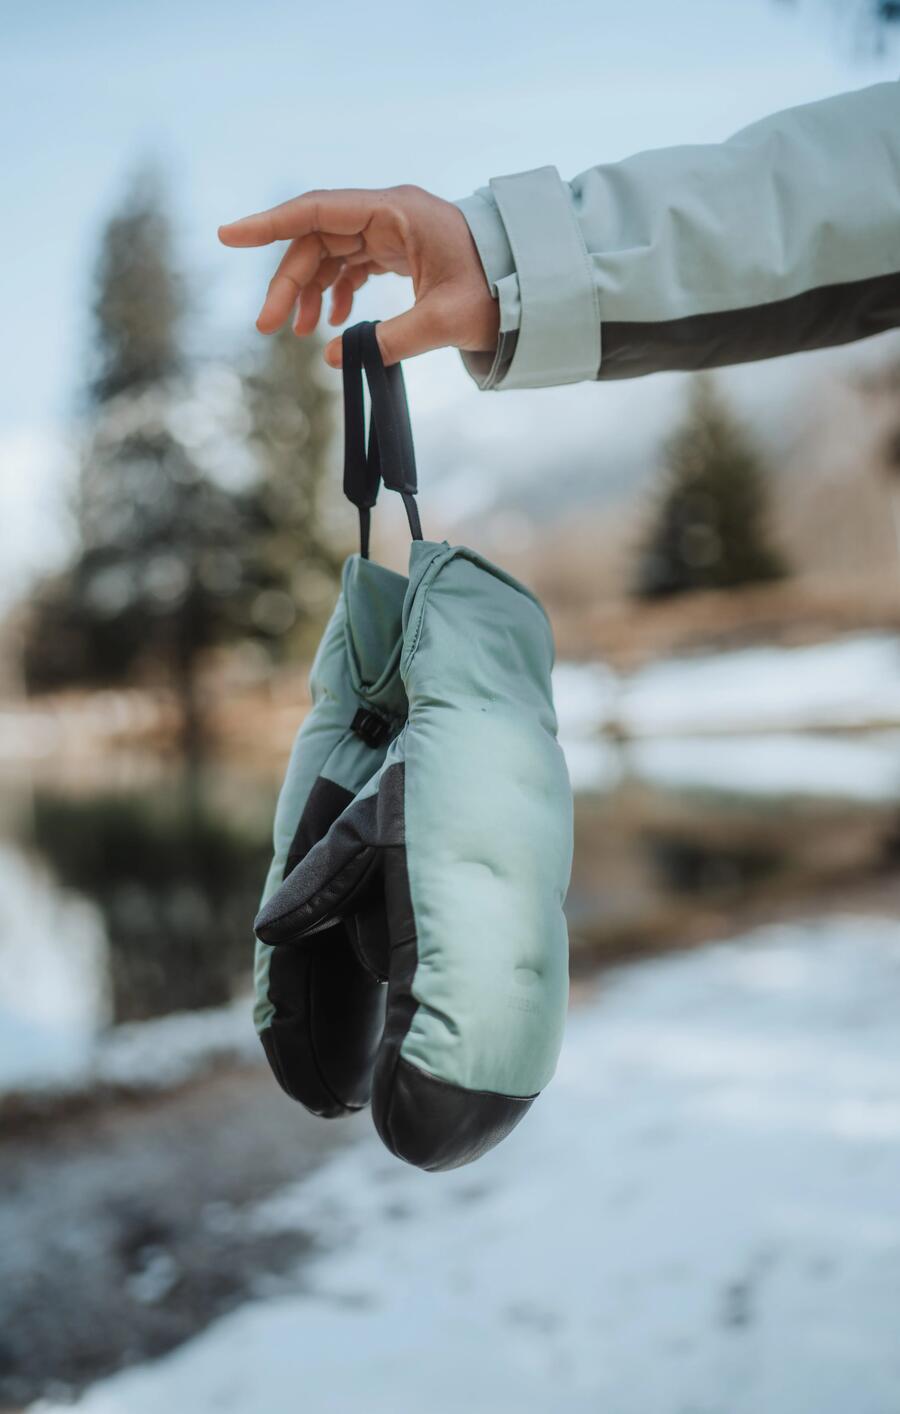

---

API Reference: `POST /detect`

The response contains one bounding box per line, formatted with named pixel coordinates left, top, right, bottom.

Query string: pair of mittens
left=256, top=541, right=573, bottom=1171
left=253, top=552, right=407, bottom=1117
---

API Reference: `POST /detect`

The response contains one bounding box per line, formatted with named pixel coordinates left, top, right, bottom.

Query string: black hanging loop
left=340, top=320, right=423, bottom=555
left=401, top=492, right=422, bottom=542
left=357, top=506, right=372, bottom=560
left=342, top=323, right=381, bottom=558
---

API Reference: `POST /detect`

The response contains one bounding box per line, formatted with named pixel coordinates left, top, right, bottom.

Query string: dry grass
left=548, top=570, right=900, bottom=668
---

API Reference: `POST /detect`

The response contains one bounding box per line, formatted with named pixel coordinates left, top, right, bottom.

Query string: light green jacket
left=455, top=81, right=900, bottom=390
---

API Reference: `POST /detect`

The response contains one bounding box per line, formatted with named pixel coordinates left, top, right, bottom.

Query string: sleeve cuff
left=457, top=272, right=522, bottom=391
left=454, top=191, right=518, bottom=389
left=456, top=167, right=601, bottom=391
left=454, top=189, right=515, bottom=289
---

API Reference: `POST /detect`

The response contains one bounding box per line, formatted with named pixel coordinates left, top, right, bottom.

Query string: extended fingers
left=293, top=257, right=342, bottom=334
left=257, top=234, right=324, bottom=332
left=219, top=189, right=380, bottom=248
left=328, top=261, right=377, bottom=327
left=258, top=230, right=358, bottom=329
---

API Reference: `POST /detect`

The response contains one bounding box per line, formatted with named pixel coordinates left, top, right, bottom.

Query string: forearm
left=456, top=81, right=900, bottom=390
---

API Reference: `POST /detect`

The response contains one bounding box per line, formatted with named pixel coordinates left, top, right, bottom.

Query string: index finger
left=218, top=189, right=378, bottom=248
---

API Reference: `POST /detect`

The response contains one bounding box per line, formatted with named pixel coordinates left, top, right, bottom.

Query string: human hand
left=218, top=185, right=499, bottom=368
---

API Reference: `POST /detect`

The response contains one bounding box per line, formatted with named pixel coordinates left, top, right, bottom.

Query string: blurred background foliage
left=635, top=375, right=785, bottom=599
left=20, top=167, right=345, bottom=752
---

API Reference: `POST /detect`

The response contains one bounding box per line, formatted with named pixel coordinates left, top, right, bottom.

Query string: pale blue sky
left=0, top=0, right=896, bottom=600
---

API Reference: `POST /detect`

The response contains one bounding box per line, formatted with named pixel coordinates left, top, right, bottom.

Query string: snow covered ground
left=554, top=633, right=900, bottom=740
left=618, top=634, right=900, bottom=735
left=34, top=916, right=900, bottom=1414
left=553, top=633, right=900, bottom=797
left=561, top=728, right=900, bottom=799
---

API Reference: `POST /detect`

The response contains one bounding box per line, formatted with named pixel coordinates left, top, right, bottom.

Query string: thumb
left=325, top=296, right=451, bottom=369
left=254, top=789, right=380, bottom=945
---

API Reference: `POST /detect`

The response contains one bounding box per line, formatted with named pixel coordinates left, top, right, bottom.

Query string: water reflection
left=2, top=726, right=899, bottom=1092
left=563, top=732, right=900, bottom=964
left=0, top=764, right=276, bottom=1092
left=29, top=774, right=273, bottom=1024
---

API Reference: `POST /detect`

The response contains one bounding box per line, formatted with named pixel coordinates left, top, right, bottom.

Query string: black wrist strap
left=342, top=321, right=422, bottom=556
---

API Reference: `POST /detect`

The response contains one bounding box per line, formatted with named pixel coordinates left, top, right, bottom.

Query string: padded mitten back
left=374, top=545, right=572, bottom=1167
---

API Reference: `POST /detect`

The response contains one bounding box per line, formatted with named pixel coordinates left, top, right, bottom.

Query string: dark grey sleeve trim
left=598, top=269, right=900, bottom=380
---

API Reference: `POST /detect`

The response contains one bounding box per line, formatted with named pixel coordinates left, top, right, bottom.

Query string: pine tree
left=23, top=165, right=236, bottom=751
left=88, top=164, right=184, bottom=401
left=23, top=164, right=343, bottom=749
left=241, top=325, right=347, bottom=657
left=635, top=374, right=786, bottom=599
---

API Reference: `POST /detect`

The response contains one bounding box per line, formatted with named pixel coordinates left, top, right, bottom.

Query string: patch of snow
left=553, top=644, right=900, bottom=800
left=554, top=634, right=900, bottom=738
left=552, top=661, right=621, bottom=738
left=559, top=728, right=900, bottom=802
left=620, top=634, right=900, bottom=735
left=0, top=996, right=258, bottom=1106
left=559, top=735, right=623, bottom=794
left=629, top=731, right=900, bottom=801
left=81, top=997, right=258, bottom=1092
left=36, top=916, right=900, bottom=1414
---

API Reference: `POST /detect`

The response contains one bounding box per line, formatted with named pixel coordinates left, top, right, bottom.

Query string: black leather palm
left=260, top=776, right=386, bottom=1117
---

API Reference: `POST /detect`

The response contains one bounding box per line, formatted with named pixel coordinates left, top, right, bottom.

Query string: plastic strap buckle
left=350, top=706, right=392, bottom=748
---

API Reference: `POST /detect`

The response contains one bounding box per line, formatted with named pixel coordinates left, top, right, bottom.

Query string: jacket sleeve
left=454, top=81, right=900, bottom=391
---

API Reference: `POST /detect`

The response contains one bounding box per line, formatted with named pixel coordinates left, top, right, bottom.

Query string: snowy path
left=36, top=916, right=900, bottom=1414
